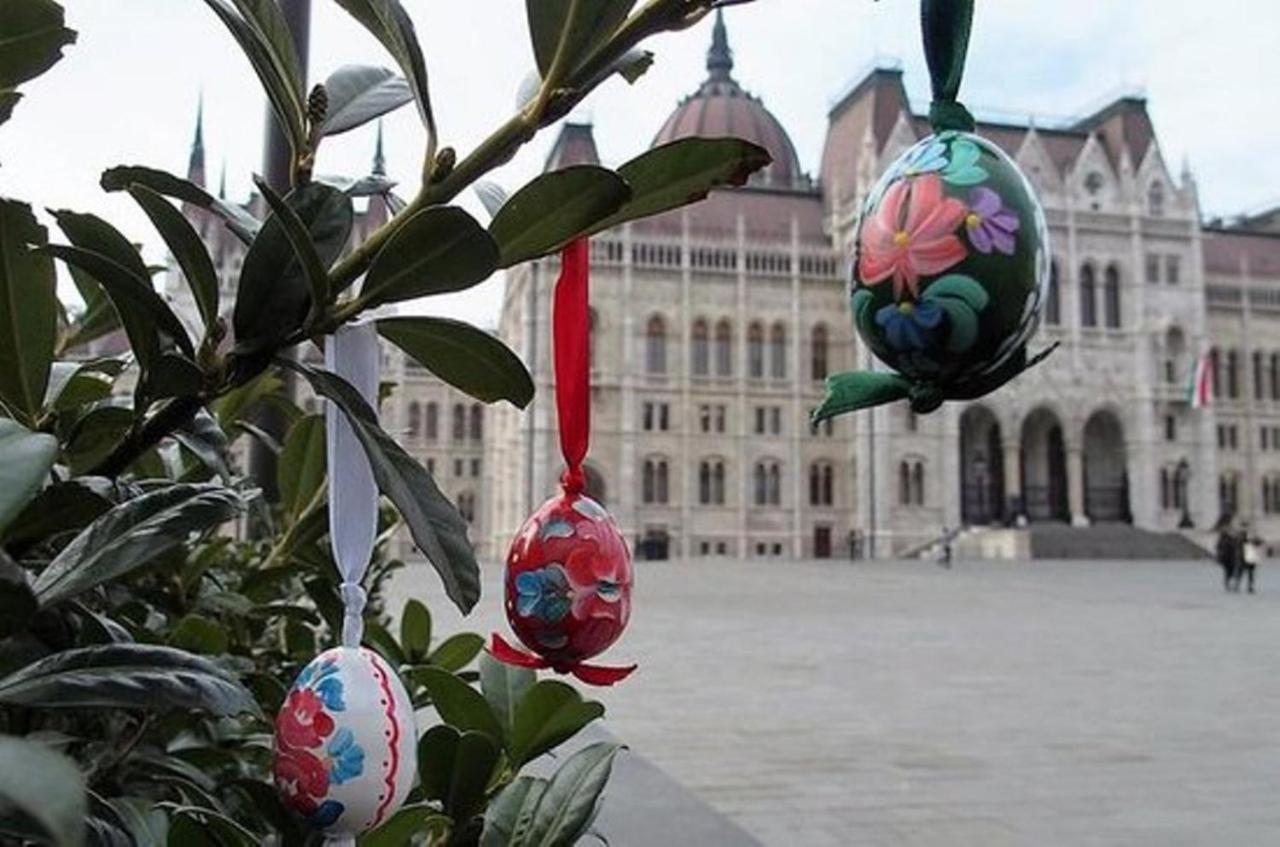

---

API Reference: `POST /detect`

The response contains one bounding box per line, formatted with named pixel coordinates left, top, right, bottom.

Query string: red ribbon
left=554, top=237, right=590, bottom=495
left=491, top=238, right=637, bottom=687
left=489, top=634, right=637, bottom=687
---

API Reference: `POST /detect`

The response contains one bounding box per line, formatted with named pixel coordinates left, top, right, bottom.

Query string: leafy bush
left=0, top=1, right=768, bottom=844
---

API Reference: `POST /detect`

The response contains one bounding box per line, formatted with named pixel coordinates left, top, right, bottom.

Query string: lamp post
left=1176, top=458, right=1194, bottom=529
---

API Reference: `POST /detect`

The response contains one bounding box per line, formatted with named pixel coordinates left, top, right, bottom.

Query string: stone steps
left=1028, top=523, right=1211, bottom=560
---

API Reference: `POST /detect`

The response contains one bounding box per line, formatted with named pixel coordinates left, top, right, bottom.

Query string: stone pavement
left=393, top=557, right=1280, bottom=846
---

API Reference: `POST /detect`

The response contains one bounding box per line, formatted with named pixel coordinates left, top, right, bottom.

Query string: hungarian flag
left=1187, top=350, right=1213, bottom=409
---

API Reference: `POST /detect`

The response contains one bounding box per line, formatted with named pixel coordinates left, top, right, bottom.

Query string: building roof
left=544, top=122, right=601, bottom=171
left=1202, top=228, right=1280, bottom=278
left=651, top=10, right=806, bottom=191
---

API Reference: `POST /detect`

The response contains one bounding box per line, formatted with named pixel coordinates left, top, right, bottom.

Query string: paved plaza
left=397, top=556, right=1280, bottom=846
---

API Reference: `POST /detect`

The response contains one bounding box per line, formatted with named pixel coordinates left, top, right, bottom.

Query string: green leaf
left=0, top=734, right=86, bottom=847
left=359, top=804, right=450, bottom=847
left=0, top=550, right=37, bottom=639
left=0, top=643, right=261, bottom=716
left=45, top=209, right=194, bottom=365
left=510, top=680, right=604, bottom=766
left=413, top=666, right=503, bottom=741
left=108, top=796, right=170, bottom=846
left=587, top=138, right=773, bottom=236
left=284, top=361, right=480, bottom=613
left=480, top=652, right=535, bottom=739
left=363, top=619, right=408, bottom=668
left=481, top=776, right=546, bottom=847
left=278, top=413, right=325, bottom=520
left=101, top=165, right=261, bottom=244
left=378, top=317, right=532, bottom=407
left=253, top=175, right=330, bottom=322
left=163, top=804, right=260, bottom=847
left=922, top=273, right=990, bottom=311
left=63, top=403, right=132, bottom=476
left=490, top=166, right=630, bottom=268
left=417, top=725, right=501, bottom=820
left=0, top=0, right=77, bottom=89
left=524, top=0, right=636, bottom=79
left=399, top=598, right=432, bottom=660
left=428, top=632, right=484, bottom=672
left=0, top=199, right=56, bottom=423
left=234, top=182, right=352, bottom=353
left=32, top=483, right=243, bottom=606
left=1, top=476, right=113, bottom=549
left=932, top=298, right=979, bottom=353
left=125, top=185, right=219, bottom=329
left=321, top=64, right=414, bottom=136
left=522, top=742, right=620, bottom=846
left=333, top=0, right=433, bottom=131
left=811, top=371, right=913, bottom=426
left=169, top=614, right=230, bottom=655
left=0, top=418, right=57, bottom=537
left=360, top=206, right=498, bottom=305
left=852, top=288, right=875, bottom=341
left=60, top=264, right=122, bottom=353
left=201, top=0, right=306, bottom=155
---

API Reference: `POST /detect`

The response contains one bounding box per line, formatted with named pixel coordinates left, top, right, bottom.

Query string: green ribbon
left=810, top=343, right=1060, bottom=427
left=921, top=0, right=976, bottom=133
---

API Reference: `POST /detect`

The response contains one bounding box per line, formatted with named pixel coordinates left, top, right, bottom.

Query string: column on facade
left=1067, top=442, right=1088, bottom=526
left=789, top=216, right=804, bottom=557
left=1002, top=436, right=1022, bottom=522
left=678, top=211, right=693, bottom=559
left=1128, top=206, right=1158, bottom=528
left=735, top=213, right=749, bottom=557
left=618, top=224, right=638, bottom=539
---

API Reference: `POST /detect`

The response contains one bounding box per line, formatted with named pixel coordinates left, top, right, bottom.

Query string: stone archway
left=959, top=405, right=1005, bottom=525
left=1021, top=408, right=1069, bottom=522
left=1083, top=410, right=1130, bottom=523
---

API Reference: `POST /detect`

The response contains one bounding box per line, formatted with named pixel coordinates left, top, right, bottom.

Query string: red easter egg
left=504, top=490, right=633, bottom=671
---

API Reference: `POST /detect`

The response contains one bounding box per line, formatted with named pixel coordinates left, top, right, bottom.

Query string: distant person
left=939, top=526, right=953, bottom=568
left=1242, top=527, right=1262, bottom=594
left=1214, top=513, right=1241, bottom=592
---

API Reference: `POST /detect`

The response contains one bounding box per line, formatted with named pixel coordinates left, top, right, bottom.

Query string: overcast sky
left=3, top=1, right=1278, bottom=328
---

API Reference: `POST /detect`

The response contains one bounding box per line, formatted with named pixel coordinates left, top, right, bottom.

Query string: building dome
left=652, top=11, right=806, bottom=191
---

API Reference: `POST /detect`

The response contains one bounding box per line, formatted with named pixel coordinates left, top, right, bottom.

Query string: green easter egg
left=851, top=131, right=1050, bottom=386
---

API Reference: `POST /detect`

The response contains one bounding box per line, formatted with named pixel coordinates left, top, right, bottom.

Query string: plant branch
left=90, top=394, right=205, bottom=478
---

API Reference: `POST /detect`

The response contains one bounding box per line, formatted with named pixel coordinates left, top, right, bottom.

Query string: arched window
left=469, top=404, right=483, bottom=440
left=747, top=322, right=765, bottom=378
left=588, top=307, right=598, bottom=367
left=1103, top=264, right=1121, bottom=328
left=699, top=460, right=712, bottom=505
left=811, top=324, right=829, bottom=381
left=657, top=460, right=669, bottom=504
left=691, top=319, right=710, bottom=376
left=899, top=461, right=911, bottom=506
left=699, top=459, right=726, bottom=505
left=912, top=462, right=925, bottom=506
left=642, top=458, right=670, bottom=504
left=769, top=322, right=787, bottom=379
left=451, top=403, right=465, bottom=440
left=713, top=461, right=726, bottom=505
left=645, top=315, right=667, bottom=374
left=457, top=492, right=475, bottom=523
left=425, top=402, right=439, bottom=440
left=1160, top=468, right=1172, bottom=510
left=714, top=320, right=732, bottom=376
left=753, top=462, right=768, bottom=506
left=1227, top=349, right=1241, bottom=399
left=1045, top=260, right=1061, bottom=326
left=1080, top=263, right=1097, bottom=327
left=823, top=463, right=834, bottom=506
left=767, top=462, right=781, bottom=505
left=408, top=402, right=422, bottom=439
left=1148, top=181, right=1165, bottom=218
left=809, top=462, right=835, bottom=506
left=1255, top=351, right=1266, bottom=400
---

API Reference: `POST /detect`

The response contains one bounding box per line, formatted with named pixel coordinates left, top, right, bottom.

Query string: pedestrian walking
left=1242, top=527, right=1262, bottom=594
left=1214, top=513, right=1240, bottom=592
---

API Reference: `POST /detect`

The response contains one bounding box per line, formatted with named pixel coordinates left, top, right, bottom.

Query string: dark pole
left=249, top=0, right=311, bottom=502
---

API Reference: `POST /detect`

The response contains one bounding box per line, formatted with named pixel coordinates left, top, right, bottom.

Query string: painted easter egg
left=504, top=490, right=633, bottom=672
left=852, top=130, right=1050, bottom=387
left=274, top=647, right=416, bottom=835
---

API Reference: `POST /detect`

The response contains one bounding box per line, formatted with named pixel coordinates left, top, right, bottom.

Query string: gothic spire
left=706, top=8, right=733, bottom=81
left=187, top=95, right=207, bottom=188
left=372, top=121, right=386, bottom=176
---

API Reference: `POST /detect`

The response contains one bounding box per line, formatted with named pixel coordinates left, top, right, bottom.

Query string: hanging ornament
left=490, top=238, right=636, bottom=687
left=274, top=324, right=416, bottom=842
left=814, top=0, right=1056, bottom=426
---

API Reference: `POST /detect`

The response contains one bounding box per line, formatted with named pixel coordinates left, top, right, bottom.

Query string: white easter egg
left=273, top=647, right=417, bottom=835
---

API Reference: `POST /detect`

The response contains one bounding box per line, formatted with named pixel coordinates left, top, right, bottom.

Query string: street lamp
left=1176, top=458, right=1193, bottom=529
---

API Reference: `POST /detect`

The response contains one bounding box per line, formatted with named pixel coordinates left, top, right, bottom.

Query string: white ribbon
left=324, top=321, right=380, bottom=650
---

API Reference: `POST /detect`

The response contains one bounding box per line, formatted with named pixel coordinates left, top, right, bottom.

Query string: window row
left=408, top=402, right=483, bottom=441
left=1262, top=426, right=1280, bottom=451
left=1144, top=253, right=1182, bottom=285
left=1041, top=260, right=1124, bottom=329
left=898, top=461, right=926, bottom=507
left=646, top=317, right=831, bottom=380
left=639, top=459, right=838, bottom=507
left=638, top=402, right=838, bottom=437
left=1217, top=424, right=1240, bottom=451
left=1263, top=478, right=1280, bottom=515
left=1209, top=349, right=1280, bottom=402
